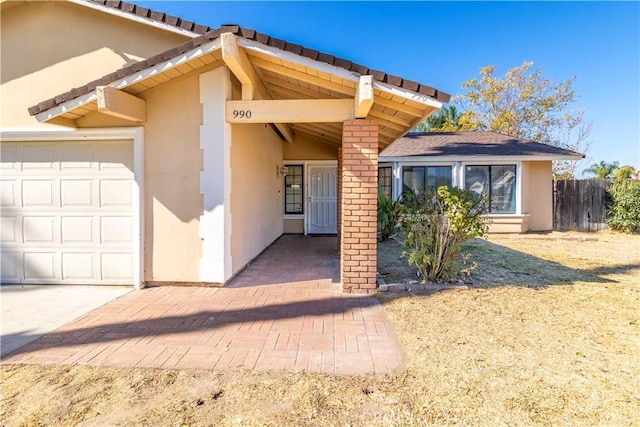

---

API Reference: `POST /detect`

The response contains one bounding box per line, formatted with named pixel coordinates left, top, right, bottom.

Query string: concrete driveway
left=1, top=285, right=131, bottom=357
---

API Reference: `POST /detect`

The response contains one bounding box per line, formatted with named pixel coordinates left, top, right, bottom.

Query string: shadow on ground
left=378, top=237, right=640, bottom=289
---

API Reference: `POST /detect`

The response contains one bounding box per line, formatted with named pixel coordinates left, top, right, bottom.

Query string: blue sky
left=139, top=1, right=639, bottom=173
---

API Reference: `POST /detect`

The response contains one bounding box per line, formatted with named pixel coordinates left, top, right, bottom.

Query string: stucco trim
left=0, top=127, right=145, bottom=289
left=199, top=67, right=233, bottom=283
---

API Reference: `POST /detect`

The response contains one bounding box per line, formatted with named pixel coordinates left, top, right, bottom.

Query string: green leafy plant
left=607, top=179, right=640, bottom=234
left=377, top=188, right=403, bottom=241
left=400, top=186, right=489, bottom=281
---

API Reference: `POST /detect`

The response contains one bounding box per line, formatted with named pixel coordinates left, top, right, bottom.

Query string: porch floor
left=2, top=235, right=404, bottom=375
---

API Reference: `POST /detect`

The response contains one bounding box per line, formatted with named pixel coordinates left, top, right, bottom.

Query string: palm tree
left=582, top=160, right=620, bottom=179
left=414, top=105, right=462, bottom=132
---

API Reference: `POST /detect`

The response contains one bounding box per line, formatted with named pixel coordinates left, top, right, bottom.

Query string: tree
left=400, top=186, right=489, bottom=282
left=612, top=165, right=639, bottom=181
left=415, top=105, right=462, bottom=132
left=445, top=62, right=591, bottom=178
left=582, top=160, right=620, bottom=179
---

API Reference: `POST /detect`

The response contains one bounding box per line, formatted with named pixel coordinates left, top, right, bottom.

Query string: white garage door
left=1, top=140, right=135, bottom=285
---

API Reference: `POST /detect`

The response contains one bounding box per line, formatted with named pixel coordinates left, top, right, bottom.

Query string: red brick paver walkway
left=2, top=236, right=404, bottom=375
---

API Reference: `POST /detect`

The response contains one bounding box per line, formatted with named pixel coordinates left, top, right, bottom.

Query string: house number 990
left=232, top=110, right=252, bottom=119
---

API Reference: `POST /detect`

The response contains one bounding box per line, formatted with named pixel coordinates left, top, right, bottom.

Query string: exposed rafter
left=354, top=75, right=374, bottom=118
left=96, top=86, right=146, bottom=122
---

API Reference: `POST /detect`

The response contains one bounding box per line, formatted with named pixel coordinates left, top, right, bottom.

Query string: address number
left=232, top=110, right=252, bottom=119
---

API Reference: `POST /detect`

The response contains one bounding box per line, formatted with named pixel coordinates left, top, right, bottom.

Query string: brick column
left=337, top=145, right=342, bottom=251
left=340, top=119, right=378, bottom=294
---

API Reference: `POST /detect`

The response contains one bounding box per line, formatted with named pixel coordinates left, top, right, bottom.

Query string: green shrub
left=377, top=188, right=403, bottom=241
left=607, top=180, right=640, bottom=233
left=400, top=186, right=489, bottom=282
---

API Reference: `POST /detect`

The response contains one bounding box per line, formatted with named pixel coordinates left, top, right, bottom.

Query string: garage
left=1, top=139, right=136, bottom=285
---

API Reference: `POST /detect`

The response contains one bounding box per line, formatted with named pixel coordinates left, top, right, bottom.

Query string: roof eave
left=379, top=154, right=585, bottom=163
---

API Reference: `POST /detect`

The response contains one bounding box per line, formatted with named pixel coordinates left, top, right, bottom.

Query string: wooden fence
left=553, top=179, right=610, bottom=232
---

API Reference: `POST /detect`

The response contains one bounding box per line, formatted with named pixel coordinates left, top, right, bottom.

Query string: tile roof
left=28, top=3, right=450, bottom=117
left=379, top=131, right=584, bottom=158
left=91, top=0, right=213, bottom=34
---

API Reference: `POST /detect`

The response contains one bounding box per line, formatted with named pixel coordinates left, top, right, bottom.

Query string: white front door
left=307, top=164, right=337, bottom=234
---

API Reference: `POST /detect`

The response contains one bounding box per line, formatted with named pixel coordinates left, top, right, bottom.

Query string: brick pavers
left=2, top=236, right=404, bottom=375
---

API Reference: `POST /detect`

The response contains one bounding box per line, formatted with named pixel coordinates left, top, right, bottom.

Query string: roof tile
left=134, top=6, right=149, bottom=17
left=385, top=74, right=402, bottom=86
left=149, top=11, right=164, bottom=21
left=120, top=2, right=135, bottom=13
left=402, top=78, right=419, bottom=92
left=333, top=57, right=352, bottom=70
left=267, top=37, right=286, bottom=50
left=255, top=32, right=270, bottom=45
left=417, top=84, right=436, bottom=97
left=301, top=47, right=320, bottom=60
left=164, top=14, right=179, bottom=26
left=317, top=52, right=335, bottom=64
left=369, top=69, right=386, bottom=81
left=284, top=42, right=303, bottom=55
left=238, top=28, right=256, bottom=39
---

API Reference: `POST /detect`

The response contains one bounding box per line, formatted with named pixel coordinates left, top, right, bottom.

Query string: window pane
left=464, top=165, right=517, bottom=214
left=490, top=165, right=516, bottom=213
left=465, top=166, right=489, bottom=197
left=402, top=166, right=425, bottom=200
left=430, top=166, right=452, bottom=189
left=284, top=165, right=304, bottom=214
left=378, top=167, right=392, bottom=199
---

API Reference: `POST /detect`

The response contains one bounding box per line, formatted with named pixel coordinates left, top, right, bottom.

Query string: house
left=378, top=131, right=584, bottom=232
left=0, top=0, right=450, bottom=293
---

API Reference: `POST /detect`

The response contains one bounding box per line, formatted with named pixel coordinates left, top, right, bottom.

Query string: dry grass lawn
left=2, top=232, right=639, bottom=426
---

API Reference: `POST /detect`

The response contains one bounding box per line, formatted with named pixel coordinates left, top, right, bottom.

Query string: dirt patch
left=2, top=232, right=639, bottom=425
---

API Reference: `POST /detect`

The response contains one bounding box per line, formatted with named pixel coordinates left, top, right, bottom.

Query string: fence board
left=554, top=179, right=609, bottom=232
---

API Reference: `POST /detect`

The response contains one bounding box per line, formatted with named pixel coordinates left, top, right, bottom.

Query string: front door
left=307, top=164, right=337, bottom=234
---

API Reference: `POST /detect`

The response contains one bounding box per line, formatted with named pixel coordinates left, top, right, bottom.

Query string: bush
left=400, top=186, right=489, bottom=282
left=607, top=180, right=640, bottom=233
left=377, top=188, right=403, bottom=241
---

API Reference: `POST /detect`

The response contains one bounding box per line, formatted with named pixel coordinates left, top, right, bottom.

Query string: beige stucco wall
left=525, top=161, right=554, bottom=230
left=141, top=76, right=203, bottom=282
left=284, top=134, right=337, bottom=160
left=283, top=218, right=305, bottom=234
left=230, top=123, right=284, bottom=273
left=1, top=0, right=188, bottom=128
left=486, top=215, right=531, bottom=233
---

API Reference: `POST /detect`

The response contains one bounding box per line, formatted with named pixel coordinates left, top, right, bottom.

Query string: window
left=284, top=165, right=303, bottom=214
left=402, top=166, right=452, bottom=200
left=464, top=165, right=516, bottom=213
left=378, top=167, right=392, bottom=199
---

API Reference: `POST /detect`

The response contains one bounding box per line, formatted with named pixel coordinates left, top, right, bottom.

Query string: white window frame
left=397, top=161, right=456, bottom=200
left=461, top=161, right=522, bottom=215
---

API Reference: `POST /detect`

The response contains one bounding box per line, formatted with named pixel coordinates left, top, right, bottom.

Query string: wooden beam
left=226, top=99, right=354, bottom=123
left=220, top=33, right=294, bottom=143
left=221, top=32, right=254, bottom=100
left=252, top=56, right=354, bottom=95
left=96, top=86, right=146, bottom=122
left=46, top=116, right=79, bottom=128
left=355, top=75, right=374, bottom=118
